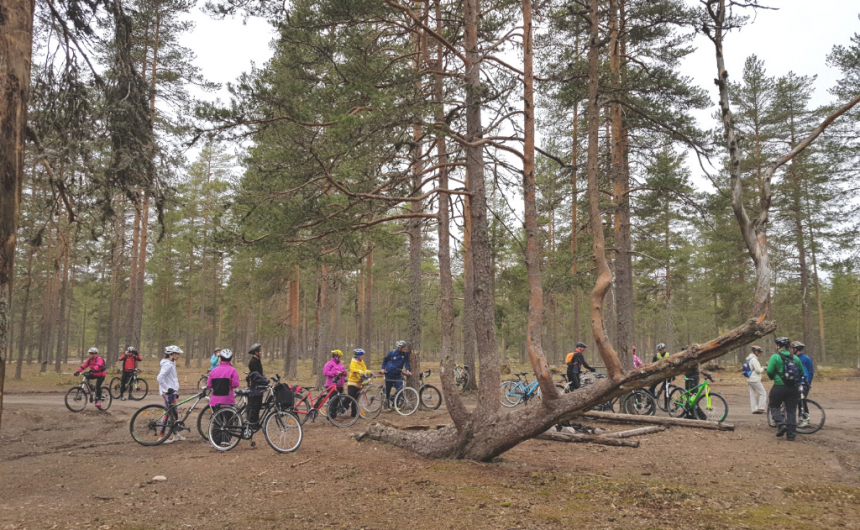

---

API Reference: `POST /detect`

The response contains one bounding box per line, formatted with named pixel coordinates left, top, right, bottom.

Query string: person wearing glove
left=157, top=345, right=184, bottom=444
left=76, top=348, right=107, bottom=408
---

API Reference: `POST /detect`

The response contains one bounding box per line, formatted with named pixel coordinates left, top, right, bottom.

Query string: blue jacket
left=798, top=353, right=814, bottom=384
left=210, top=354, right=220, bottom=371
left=382, top=349, right=411, bottom=379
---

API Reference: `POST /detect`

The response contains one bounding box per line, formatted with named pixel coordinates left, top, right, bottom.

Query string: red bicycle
left=291, top=384, right=359, bottom=427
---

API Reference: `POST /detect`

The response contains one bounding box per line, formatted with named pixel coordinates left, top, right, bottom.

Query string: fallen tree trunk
left=582, top=411, right=734, bottom=431
left=602, top=426, right=666, bottom=438
left=537, top=430, right=639, bottom=448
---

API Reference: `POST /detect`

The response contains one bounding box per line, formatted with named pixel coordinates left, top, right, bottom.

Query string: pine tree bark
left=571, top=103, right=581, bottom=344
left=462, top=171, right=477, bottom=390
left=364, top=249, right=373, bottom=366
left=15, top=245, right=34, bottom=379
left=54, top=219, right=71, bottom=372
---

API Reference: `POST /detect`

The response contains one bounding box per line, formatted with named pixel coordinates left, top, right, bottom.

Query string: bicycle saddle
left=235, top=389, right=252, bottom=396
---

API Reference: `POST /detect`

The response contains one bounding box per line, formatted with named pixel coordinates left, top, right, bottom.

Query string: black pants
left=769, top=384, right=800, bottom=436
left=120, top=371, right=134, bottom=397
left=248, top=395, right=263, bottom=425
left=347, top=386, right=360, bottom=417
left=566, top=366, right=580, bottom=392
left=800, top=382, right=812, bottom=416
left=685, top=374, right=699, bottom=391
left=87, top=375, right=104, bottom=400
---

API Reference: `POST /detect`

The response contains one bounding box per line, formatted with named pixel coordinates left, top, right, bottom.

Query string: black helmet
left=576, top=342, right=587, bottom=349
left=790, top=341, right=805, bottom=351
left=774, top=337, right=791, bottom=348
left=249, top=343, right=262, bottom=355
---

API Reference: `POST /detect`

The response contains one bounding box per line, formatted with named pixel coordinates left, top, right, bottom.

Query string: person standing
left=247, top=343, right=265, bottom=425
left=117, top=346, right=142, bottom=401
left=323, top=350, right=347, bottom=393
left=76, top=348, right=107, bottom=408
left=380, top=341, right=412, bottom=409
left=207, top=349, right=240, bottom=409
left=632, top=346, right=643, bottom=368
left=209, top=348, right=221, bottom=372
left=565, top=342, right=594, bottom=391
left=746, top=345, right=767, bottom=414
left=791, top=341, right=815, bottom=423
left=157, top=345, right=184, bottom=443
left=648, top=343, right=671, bottom=397
left=766, top=337, right=806, bottom=441
left=347, top=349, right=372, bottom=416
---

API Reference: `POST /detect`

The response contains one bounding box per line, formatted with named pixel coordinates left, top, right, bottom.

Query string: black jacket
left=568, top=352, right=595, bottom=374
left=248, top=355, right=263, bottom=376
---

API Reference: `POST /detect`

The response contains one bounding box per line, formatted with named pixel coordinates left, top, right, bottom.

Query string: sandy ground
left=1, top=366, right=859, bottom=529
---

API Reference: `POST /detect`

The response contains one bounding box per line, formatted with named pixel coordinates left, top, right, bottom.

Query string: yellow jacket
left=347, top=358, right=369, bottom=387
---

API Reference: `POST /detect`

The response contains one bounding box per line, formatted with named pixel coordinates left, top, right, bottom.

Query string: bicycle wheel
left=654, top=383, right=672, bottom=412
left=394, top=387, right=420, bottom=416
left=208, top=407, right=243, bottom=451
left=797, top=399, right=825, bottom=434
left=109, top=377, right=123, bottom=399
left=235, top=392, right=248, bottom=412
left=130, top=405, right=172, bottom=446
left=326, top=394, right=359, bottom=427
left=129, top=378, right=148, bottom=400
left=667, top=387, right=688, bottom=418
left=696, top=392, right=728, bottom=422
left=292, top=396, right=312, bottom=425
left=65, top=387, right=88, bottom=413
left=263, top=410, right=303, bottom=453
left=95, top=386, right=112, bottom=411
left=419, top=384, right=442, bottom=410
left=358, top=386, right=384, bottom=420
left=500, top=381, right=523, bottom=407
left=623, top=390, right=656, bottom=416
left=197, top=375, right=208, bottom=392
left=197, top=405, right=213, bottom=440
left=455, top=368, right=470, bottom=391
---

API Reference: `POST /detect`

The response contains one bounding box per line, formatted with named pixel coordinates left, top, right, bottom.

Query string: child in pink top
left=632, top=346, right=643, bottom=368
left=323, top=350, right=347, bottom=392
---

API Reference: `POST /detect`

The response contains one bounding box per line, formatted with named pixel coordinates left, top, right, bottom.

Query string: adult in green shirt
left=766, top=336, right=806, bottom=441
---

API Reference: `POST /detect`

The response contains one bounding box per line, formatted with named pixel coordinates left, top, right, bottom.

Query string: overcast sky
left=180, top=1, right=859, bottom=179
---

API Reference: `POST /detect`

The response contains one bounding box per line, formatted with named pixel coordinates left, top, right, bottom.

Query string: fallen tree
left=537, top=430, right=639, bottom=448
left=582, top=411, right=734, bottom=431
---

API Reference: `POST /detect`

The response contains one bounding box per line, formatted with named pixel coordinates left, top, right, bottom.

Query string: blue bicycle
left=500, top=372, right=561, bottom=407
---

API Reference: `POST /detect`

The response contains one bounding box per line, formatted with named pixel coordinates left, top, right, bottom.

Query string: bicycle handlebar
left=703, top=372, right=714, bottom=382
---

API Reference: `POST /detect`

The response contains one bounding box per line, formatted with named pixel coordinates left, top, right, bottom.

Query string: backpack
left=741, top=361, right=752, bottom=378
left=779, top=353, right=802, bottom=386
left=273, top=383, right=294, bottom=409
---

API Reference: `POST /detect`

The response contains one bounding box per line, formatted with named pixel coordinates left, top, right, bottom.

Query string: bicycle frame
left=675, top=378, right=711, bottom=409
left=508, top=374, right=539, bottom=399
left=294, top=384, right=340, bottom=417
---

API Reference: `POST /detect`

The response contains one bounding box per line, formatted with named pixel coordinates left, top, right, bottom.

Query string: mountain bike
left=109, top=369, right=149, bottom=400
left=418, top=370, right=442, bottom=410
left=355, top=374, right=384, bottom=420
left=65, top=373, right=112, bottom=412
left=649, top=378, right=680, bottom=412
left=621, top=389, right=656, bottom=416
left=208, top=375, right=303, bottom=453
left=668, top=372, right=728, bottom=422
left=767, top=383, right=825, bottom=434
left=290, top=383, right=359, bottom=427
left=454, top=364, right=470, bottom=391
left=129, top=390, right=211, bottom=445
left=386, top=375, right=420, bottom=416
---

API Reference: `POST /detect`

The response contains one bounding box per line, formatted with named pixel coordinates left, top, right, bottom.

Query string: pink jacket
left=323, top=358, right=347, bottom=388
left=207, top=361, right=240, bottom=407
left=633, top=354, right=643, bottom=368
left=78, top=356, right=106, bottom=377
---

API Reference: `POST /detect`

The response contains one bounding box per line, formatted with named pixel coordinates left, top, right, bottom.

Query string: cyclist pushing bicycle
left=380, top=341, right=412, bottom=410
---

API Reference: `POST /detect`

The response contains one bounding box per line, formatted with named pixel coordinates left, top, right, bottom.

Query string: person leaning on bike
left=207, top=349, right=239, bottom=410
left=565, top=342, right=594, bottom=391
left=76, top=347, right=107, bottom=408
left=767, top=337, right=806, bottom=442
left=380, top=341, right=412, bottom=410
left=791, top=341, right=815, bottom=423
left=157, top=345, right=184, bottom=443
left=118, top=346, right=142, bottom=401
left=246, top=343, right=266, bottom=425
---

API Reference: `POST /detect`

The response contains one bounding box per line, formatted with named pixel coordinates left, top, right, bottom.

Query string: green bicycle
left=667, top=372, right=728, bottom=422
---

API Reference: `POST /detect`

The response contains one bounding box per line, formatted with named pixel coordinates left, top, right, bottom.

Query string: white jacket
left=746, top=353, right=765, bottom=383
left=157, top=358, right=180, bottom=395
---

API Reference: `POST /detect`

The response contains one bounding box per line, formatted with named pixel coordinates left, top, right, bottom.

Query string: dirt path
left=2, top=376, right=859, bottom=529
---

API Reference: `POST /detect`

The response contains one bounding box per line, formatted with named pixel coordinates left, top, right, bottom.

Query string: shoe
left=95, top=401, right=103, bottom=408
left=776, top=425, right=787, bottom=438
left=786, top=435, right=796, bottom=442
left=801, top=420, right=810, bottom=427
left=174, top=434, right=187, bottom=441
left=163, top=436, right=176, bottom=445
left=121, top=397, right=127, bottom=401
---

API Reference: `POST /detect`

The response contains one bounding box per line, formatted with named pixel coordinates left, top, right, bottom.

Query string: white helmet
left=165, top=345, right=183, bottom=356
left=395, top=340, right=408, bottom=349
left=219, top=349, right=234, bottom=361
left=87, top=347, right=99, bottom=354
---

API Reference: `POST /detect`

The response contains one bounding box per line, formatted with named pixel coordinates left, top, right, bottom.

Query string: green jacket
left=766, top=350, right=806, bottom=386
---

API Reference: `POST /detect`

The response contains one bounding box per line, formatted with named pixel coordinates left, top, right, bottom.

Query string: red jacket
left=119, top=353, right=142, bottom=372
left=79, top=356, right=106, bottom=377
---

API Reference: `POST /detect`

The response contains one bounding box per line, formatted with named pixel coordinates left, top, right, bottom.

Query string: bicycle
left=418, top=370, right=442, bottom=410
left=208, top=375, right=303, bottom=453
left=109, top=369, right=149, bottom=400
left=355, top=374, right=385, bottom=420
left=766, top=383, right=825, bottom=434
left=454, top=364, right=470, bottom=391
left=648, top=378, right=680, bottom=413
left=65, top=373, right=112, bottom=412
left=500, top=372, right=548, bottom=407
left=667, top=372, right=728, bottom=422
left=290, top=383, right=360, bottom=427
left=129, top=389, right=212, bottom=445
left=384, top=375, right=420, bottom=416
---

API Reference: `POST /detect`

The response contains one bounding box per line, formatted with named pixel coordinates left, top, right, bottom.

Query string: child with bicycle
left=118, top=346, right=142, bottom=401
left=324, top=350, right=348, bottom=394
left=207, top=349, right=240, bottom=409
left=347, top=349, right=373, bottom=416
left=76, top=347, right=107, bottom=408
left=157, top=345, right=184, bottom=444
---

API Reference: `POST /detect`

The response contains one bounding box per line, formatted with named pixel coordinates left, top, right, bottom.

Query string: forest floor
left=2, top=362, right=860, bottom=529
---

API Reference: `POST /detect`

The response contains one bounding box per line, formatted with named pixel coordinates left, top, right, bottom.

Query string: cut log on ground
left=602, top=426, right=667, bottom=438
left=537, top=430, right=639, bottom=448
left=581, top=411, right=734, bottom=431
